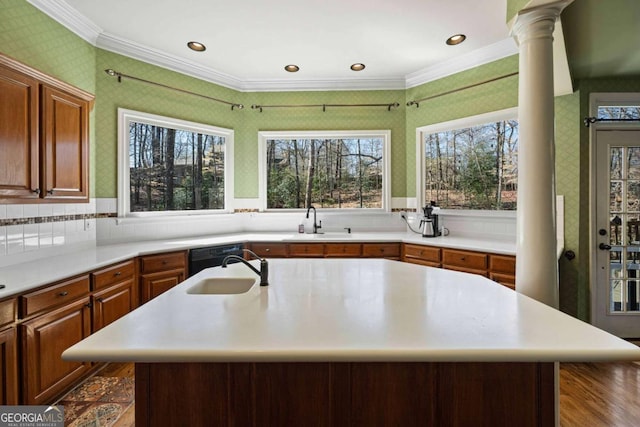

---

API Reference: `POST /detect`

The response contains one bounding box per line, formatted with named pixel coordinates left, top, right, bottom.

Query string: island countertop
left=63, top=258, right=640, bottom=363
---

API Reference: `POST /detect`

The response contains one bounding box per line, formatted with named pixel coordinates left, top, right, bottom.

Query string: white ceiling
left=29, top=0, right=518, bottom=91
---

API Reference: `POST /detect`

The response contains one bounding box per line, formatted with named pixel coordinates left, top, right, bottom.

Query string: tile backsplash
left=0, top=197, right=525, bottom=268
left=0, top=201, right=97, bottom=268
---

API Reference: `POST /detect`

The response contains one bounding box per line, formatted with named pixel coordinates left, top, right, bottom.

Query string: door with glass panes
left=595, top=129, right=640, bottom=337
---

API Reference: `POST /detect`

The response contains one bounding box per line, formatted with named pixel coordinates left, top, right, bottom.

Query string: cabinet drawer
left=92, top=260, right=136, bottom=290
left=403, top=244, right=441, bottom=263
left=442, top=249, right=487, bottom=271
left=489, top=255, right=516, bottom=275
left=21, top=275, right=90, bottom=318
left=288, top=243, right=324, bottom=257
left=490, top=272, right=516, bottom=290
left=362, top=243, right=401, bottom=258
left=325, top=243, right=362, bottom=257
left=140, top=251, right=186, bottom=274
left=0, top=298, right=16, bottom=329
left=250, top=243, right=287, bottom=257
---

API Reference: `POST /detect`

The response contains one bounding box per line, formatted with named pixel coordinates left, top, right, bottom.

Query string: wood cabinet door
left=0, top=65, right=39, bottom=200
left=0, top=327, right=18, bottom=405
left=41, top=85, right=89, bottom=201
left=93, top=279, right=136, bottom=331
left=141, top=270, right=185, bottom=303
left=21, top=297, right=92, bottom=404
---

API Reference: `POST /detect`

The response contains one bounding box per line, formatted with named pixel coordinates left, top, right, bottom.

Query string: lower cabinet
left=92, top=281, right=136, bottom=331
left=139, top=251, right=187, bottom=303
left=21, top=296, right=92, bottom=404
left=0, top=326, right=18, bottom=405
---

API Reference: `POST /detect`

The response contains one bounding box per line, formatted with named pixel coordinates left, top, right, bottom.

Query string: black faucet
left=305, top=205, right=322, bottom=234
left=221, top=249, right=269, bottom=286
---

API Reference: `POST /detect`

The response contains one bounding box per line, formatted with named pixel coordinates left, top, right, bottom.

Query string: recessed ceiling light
left=284, top=64, right=300, bottom=72
left=446, top=34, right=466, bottom=45
left=350, top=63, right=366, bottom=71
left=187, top=41, right=206, bottom=52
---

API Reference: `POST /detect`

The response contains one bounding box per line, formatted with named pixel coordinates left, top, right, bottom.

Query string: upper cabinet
left=0, top=54, right=94, bottom=203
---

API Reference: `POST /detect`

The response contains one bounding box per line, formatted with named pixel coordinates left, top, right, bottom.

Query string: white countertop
left=0, top=231, right=515, bottom=299
left=63, top=258, right=640, bottom=363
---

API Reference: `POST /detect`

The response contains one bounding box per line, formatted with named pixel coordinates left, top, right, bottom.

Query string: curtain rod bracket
left=251, top=104, right=263, bottom=113
left=104, top=68, right=242, bottom=111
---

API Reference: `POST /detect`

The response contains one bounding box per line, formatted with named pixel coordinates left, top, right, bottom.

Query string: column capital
left=510, top=0, right=573, bottom=43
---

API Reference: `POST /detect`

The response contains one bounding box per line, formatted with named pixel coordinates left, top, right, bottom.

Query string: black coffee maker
left=420, top=201, right=441, bottom=238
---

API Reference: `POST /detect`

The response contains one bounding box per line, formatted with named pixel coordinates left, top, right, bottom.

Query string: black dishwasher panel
left=188, top=243, right=244, bottom=276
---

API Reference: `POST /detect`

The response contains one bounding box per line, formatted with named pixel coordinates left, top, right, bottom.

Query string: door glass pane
left=611, top=280, right=623, bottom=312
left=610, top=182, right=623, bottom=212
left=627, top=181, right=640, bottom=212
left=611, top=147, right=623, bottom=179
left=627, top=216, right=640, bottom=245
left=627, top=147, right=640, bottom=179
left=610, top=215, right=623, bottom=245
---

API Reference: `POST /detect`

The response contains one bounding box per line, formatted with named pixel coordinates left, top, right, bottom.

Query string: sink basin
left=187, top=277, right=256, bottom=295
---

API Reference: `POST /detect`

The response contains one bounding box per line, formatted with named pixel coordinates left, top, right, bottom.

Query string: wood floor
left=64, top=359, right=639, bottom=426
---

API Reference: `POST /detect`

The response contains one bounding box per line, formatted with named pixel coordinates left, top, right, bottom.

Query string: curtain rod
left=406, top=72, right=519, bottom=108
left=250, top=102, right=400, bottom=113
left=584, top=117, right=640, bottom=127
left=104, top=69, right=244, bottom=110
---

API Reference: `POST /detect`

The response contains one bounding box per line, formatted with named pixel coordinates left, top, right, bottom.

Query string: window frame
left=117, top=108, right=234, bottom=219
left=258, top=130, right=392, bottom=212
left=415, top=107, right=518, bottom=214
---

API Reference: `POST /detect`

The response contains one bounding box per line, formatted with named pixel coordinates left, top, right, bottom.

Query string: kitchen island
left=63, top=259, right=640, bottom=426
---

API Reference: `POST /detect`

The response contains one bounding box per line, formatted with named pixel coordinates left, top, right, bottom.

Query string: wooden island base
left=135, top=361, right=554, bottom=426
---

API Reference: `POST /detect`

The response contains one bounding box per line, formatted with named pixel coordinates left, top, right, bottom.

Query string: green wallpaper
left=405, top=55, right=520, bottom=196
left=507, top=0, right=531, bottom=22
left=555, top=91, right=582, bottom=318
left=0, top=0, right=97, bottom=194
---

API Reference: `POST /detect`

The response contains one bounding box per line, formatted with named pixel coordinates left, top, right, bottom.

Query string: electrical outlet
left=84, top=219, right=92, bottom=231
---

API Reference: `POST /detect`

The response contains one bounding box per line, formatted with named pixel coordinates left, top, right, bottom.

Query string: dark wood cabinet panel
left=442, top=248, right=488, bottom=271
left=0, top=298, right=16, bottom=330
left=136, top=362, right=553, bottom=427
left=141, top=270, right=185, bottom=303
left=362, top=243, right=401, bottom=259
left=0, top=64, right=39, bottom=200
left=21, top=275, right=90, bottom=318
left=21, top=297, right=92, bottom=404
left=139, top=251, right=187, bottom=275
left=0, top=327, right=18, bottom=405
left=324, top=243, right=362, bottom=257
left=139, top=251, right=187, bottom=303
left=41, top=85, right=89, bottom=200
left=0, top=53, right=93, bottom=204
left=248, top=243, right=288, bottom=257
left=288, top=243, right=325, bottom=257
left=92, top=279, right=136, bottom=331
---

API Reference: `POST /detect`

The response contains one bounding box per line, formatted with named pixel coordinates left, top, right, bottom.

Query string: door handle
left=599, top=243, right=612, bottom=250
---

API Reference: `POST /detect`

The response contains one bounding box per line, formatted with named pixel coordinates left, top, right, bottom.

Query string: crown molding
left=96, top=32, right=246, bottom=91
left=405, top=38, right=519, bottom=89
left=240, top=78, right=406, bottom=92
left=27, top=0, right=102, bottom=45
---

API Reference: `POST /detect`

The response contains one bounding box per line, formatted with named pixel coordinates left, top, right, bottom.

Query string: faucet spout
left=221, top=255, right=269, bottom=286
left=305, top=205, right=322, bottom=234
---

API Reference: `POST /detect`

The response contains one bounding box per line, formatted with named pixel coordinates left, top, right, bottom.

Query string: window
left=258, top=131, right=391, bottom=211
left=416, top=108, right=518, bottom=210
left=597, top=106, right=640, bottom=120
left=117, top=109, right=233, bottom=217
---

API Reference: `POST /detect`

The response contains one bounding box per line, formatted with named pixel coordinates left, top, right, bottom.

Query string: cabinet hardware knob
left=58, top=291, right=68, bottom=297
left=85, top=302, right=93, bottom=308
left=32, top=188, right=41, bottom=194
left=266, top=248, right=270, bottom=252
left=114, top=271, right=121, bottom=276
left=461, top=257, right=466, bottom=261
left=47, top=189, right=53, bottom=195
left=97, top=298, right=104, bottom=303
left=162, top=260, right=167, bottom=264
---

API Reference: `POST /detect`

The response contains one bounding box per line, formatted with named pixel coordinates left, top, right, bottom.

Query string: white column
left=511, top=1, right=571, bottom=308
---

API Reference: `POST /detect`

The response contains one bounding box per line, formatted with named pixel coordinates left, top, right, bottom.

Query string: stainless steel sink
left=186, top=277, right=256, bottom=295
